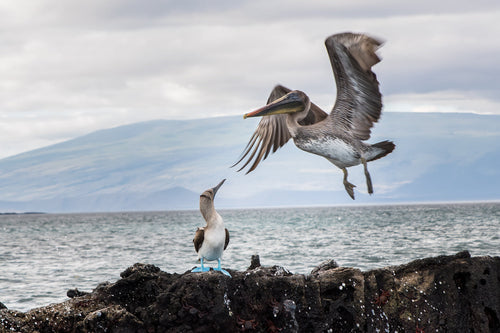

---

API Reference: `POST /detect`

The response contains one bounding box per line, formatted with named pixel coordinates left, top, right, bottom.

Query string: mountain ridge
left=0, top=112, right=499, bottom=212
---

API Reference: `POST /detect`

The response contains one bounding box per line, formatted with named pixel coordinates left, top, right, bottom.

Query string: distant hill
left=0, top=112, right=499, bottom=212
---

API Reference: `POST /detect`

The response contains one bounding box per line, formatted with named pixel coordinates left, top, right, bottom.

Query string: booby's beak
left=243, top=90, right=306, bottom=119
left=212, top=179, right=226, bottom=197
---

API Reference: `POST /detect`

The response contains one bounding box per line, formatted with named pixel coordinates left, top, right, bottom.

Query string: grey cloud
left=0, top=1, right=499, bottom=157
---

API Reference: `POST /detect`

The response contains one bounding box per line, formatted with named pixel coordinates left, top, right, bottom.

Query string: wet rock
left=120, top=263, right=161, bottom=279
left=0, top=251, right=499, bottom=332
left=248, top=254, right=261, bottom=270
left=310, top=258, right=339, bottom=275
left=67, top=288, right=89, bottom=298
left=84, top=305, right=145, bottom=333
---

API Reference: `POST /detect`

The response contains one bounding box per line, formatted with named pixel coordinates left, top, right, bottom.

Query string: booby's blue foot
left=214, top=268, right=231, bottom=277
left=214, top=259, right=232, bottom=277
left=192, top=258, right=210, bottom=273
left=191, top=266, right=210, bottom=273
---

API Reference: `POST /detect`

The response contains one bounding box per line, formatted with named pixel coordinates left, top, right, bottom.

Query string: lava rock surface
left=1, top=251, right=499, bottom=332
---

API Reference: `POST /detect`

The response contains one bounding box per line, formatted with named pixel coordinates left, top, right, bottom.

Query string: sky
left=1, top=1, right=499, bottom=158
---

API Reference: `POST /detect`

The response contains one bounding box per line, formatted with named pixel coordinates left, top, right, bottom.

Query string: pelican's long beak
left=243, top=90, right=306, bottom=119
left=212, top=179, right=226, bottom=197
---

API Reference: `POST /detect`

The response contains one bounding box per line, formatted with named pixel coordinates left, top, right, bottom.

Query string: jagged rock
left=0, top=251, right=499, bottom=332
left=83, top=305, right=145, bottom=333
left=120, top=263, right=161, bottom=279
left=248, top=254, right=261, bottom=270
left=310, top=258, right=339, bottom=275
left=67, top=288, right=89, bottom=298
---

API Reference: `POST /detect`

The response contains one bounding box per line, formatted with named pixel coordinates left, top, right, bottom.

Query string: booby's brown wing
left=325, top=33, right=383, bottom=141
left=233, top=84, right=327, bottom=173
left=193, top=227, right=204, bottom=253
left=224, top=228, right=230, bottom=250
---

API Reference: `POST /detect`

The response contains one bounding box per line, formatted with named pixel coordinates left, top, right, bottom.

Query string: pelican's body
left=234, top=32, right=395, bottom=199
left=291, top=119, right=393, bottom=171
left=192, top=179, right=230, bottom=277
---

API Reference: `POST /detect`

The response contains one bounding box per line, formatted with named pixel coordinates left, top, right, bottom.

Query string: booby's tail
left=368, top=140, right=395, bottom=162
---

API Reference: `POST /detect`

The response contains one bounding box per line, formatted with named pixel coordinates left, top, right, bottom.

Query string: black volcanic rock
left=310, top=258, right=339, bottom=275
left=0, top=251, right=499, bottom=332
left=67, top=289, right=89, bottom=299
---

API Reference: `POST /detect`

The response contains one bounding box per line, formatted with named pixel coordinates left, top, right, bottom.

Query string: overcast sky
left=1, top=1, right=499, bottom=158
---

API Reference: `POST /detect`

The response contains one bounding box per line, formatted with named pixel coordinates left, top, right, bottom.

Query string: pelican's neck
left=286, top=101, right=311, bottom=137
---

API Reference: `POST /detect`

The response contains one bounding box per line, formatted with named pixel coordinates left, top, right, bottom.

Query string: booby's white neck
left=201, top=202, right=223, bottom=228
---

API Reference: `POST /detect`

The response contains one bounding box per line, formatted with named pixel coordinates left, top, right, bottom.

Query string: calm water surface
left=1, top=202, right=499, bottom=311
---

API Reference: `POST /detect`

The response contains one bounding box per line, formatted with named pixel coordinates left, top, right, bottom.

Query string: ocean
left=1, top=202, right=499, bottom=312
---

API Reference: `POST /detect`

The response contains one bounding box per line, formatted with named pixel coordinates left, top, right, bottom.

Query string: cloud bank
left=0, top=1, right=499, bottom=157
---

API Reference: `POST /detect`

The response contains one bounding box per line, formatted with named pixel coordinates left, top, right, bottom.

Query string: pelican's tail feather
left=368, top=140, right=395, bottom=162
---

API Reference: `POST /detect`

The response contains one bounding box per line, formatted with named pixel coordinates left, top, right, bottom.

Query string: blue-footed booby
left=192, top=179, right=231, bottom=277
left=233, top=32, right=395, bottom=199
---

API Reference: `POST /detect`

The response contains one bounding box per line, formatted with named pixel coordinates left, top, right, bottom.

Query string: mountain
left=0, top=112, right=499, bottom=212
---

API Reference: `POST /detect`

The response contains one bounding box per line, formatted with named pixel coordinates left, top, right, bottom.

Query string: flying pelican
left=192, top=179, right=231, bottom=277
left=233, top=32, right=395, bottom=199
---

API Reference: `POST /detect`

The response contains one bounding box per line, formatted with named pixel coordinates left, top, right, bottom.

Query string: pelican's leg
left=191, top=257, right=210, bottom=273
left=342, top=168, right=356, bottom=200
left=214, top=258, right=231, bottom=277
left=362, top=158, right=373, bottom=195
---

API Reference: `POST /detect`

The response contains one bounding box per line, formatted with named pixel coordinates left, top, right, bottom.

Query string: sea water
left=0, top=202, right=499, bottom=312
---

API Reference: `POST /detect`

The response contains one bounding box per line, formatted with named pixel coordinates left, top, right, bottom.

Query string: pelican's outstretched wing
left=325, top=32, right=383, bottom=141
left=233, top=84, right=327, bottom=173
left=232, top=85, right=291, bottom=173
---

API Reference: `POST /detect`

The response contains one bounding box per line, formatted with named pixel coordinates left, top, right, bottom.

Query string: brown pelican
left=233, top=32, right=395, bottom=199
left=192, top=179, right=231, bottom=277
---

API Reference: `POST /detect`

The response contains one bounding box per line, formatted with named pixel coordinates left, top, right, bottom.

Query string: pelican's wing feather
left=325, top=32, right=383, bottom=140
left=233, top=85, right=327, bottom=173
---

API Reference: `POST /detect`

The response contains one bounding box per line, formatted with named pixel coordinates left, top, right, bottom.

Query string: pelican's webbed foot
left=342, top=168, right=356, bottom=200
left=214, top=259, right=232, bottom=277
left=362, top=158, right=373, bottom=195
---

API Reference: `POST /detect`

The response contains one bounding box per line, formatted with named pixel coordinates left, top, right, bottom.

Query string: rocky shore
left=1, top=251, right=499, bottom=332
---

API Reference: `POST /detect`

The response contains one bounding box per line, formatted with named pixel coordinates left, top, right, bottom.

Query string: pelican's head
left=244, top=90, right=310, bottom=119
left=200, top=179, right=225, bottom=219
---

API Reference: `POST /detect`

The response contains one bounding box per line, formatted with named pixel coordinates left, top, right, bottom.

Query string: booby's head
left=244, top=90, right=310, bottom=119
left=200, top=179, right=225, bottom=220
